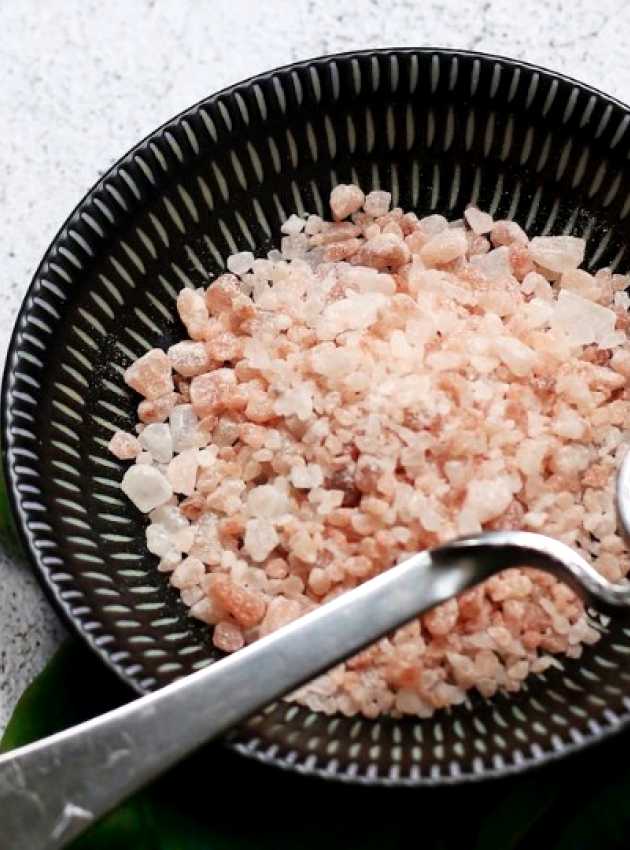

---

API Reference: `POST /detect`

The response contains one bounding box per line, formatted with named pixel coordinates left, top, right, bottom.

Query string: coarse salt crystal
left=227, top=251, right=255, bottom=276
left=121, top=465, right=173, bottom=513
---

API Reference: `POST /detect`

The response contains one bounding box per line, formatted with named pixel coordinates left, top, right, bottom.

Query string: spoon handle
left=0, top=531, right=625, bottom=850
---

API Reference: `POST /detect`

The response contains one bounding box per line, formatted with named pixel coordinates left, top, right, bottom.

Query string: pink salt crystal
left=170, top=556, right=205, bottom=589
left=552, top=289, right=618, bottom=347
left=168, top=341, right=213, bottom=377
left=246, top=484, right=289, bottom=518
left=424, top=598, right=458, bottom=636
left=494, top=336, right=538, bottom=376
left=177, top=288, right=209, bottom=340
left=124, top=349, right=173, bottom=400
left=243, top=518, right=279, bottom=562
left=363, top=190, right=391, bottom=217
left=172, top=525, right=196, bottom=553
left=529, top=235, right=585, bottom=273
left=213, top=620, right=245, bottom=652
left=330, top=184, right=365, bottom=220
left=121, top=465, right=173, bottom=513
left=260, top=596, right=302, bottom=636
left=189, top=368, right=237, bottom=417
left=463, top=477, right=514, bottom=524
left=135, top=451, right=153, bottom=465
left=137, top=392, right=179, bottom=424
left=420, top=229, right=467, bottom=265
left=354, top=233, right=410, bottom=270
left=209, top=574, right=266, bottom=628
left=108, top=430, right=141, bottom=460
left=490, top=220, right=528, bottom=246
left=167, top=448, right=199, bottom=496
left=464, top=207, right=494, bottom=235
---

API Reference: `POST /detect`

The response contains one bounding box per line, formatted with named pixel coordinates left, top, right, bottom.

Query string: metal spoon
left=3, top=452, right=630, bottom=850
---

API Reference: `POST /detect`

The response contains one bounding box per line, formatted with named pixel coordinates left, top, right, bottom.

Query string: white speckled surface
left=2, top=0, right=630, bottom=732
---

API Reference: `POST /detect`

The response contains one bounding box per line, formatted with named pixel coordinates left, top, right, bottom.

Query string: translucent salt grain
left=150, top=503, right=189, bottom=533
left=167, top=448, right=200, bottom=496
left=281, top=214, right=306, bottom=235
left=281, top=233, right=309, bottom=260
left=471, top=246, right=512, bottom=280
left=552, top=289, right=617, bottom=347
left=108, top=431, right=141, bottom=460
left=121, top=465, right=173, bottom=513
left=138, top=423, right=173, bottom=463
left=246, top=484, right=289, bottom=518
left=170, top=556, right=205, bottom=589
left=227, top=251, right=255, bottom=276
left=529, top=235, right=585, bottom=273
left=304, top=215, right=324, bottom=236
left=289, top=463, right=324, bottom=489
left=243, top=518, right=279, bottom=562
left=464, top=207, right=494, bottom=235
left=146, top=523, right=173, bottom=557
left=363, top=190, right=391, bottom=217
left=420, top=229, right=467, bottom=265
left=170, top=404, right=201, bottom=452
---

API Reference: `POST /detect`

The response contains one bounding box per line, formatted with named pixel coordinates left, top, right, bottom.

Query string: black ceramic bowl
left=4, top=48, right=630, bottom=786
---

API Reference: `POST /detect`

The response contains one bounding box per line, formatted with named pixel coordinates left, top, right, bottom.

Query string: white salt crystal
left=149, top=503, right=189, bottom=532
left=246, top=484, right=289, bottom=518
left=363, top=190, right=391, bottom=217
left=243, top=518, right=279, bottom=562
left=121, top=465, right=173, bottom=513
left=552, top=289, right=617, bottom=347
left=138, top=423, right=173, bottom=463
left=227, top=251, right=255, bottom=276
left=529, top=235, right=585, bottom=273
left=281, top=214, right=306, bottom=235
left=289, top=463, right=324, bottom=489
left=281, top=233, right=309, bottom=259
left=146, top=523, right=173, bottom=557
left=169, top=404, right=200, bottom=452
left=471, top=246, right=512, bottom=280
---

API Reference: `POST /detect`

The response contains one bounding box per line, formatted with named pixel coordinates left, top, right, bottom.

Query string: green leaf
left=3, top=640, right=630, bottom=850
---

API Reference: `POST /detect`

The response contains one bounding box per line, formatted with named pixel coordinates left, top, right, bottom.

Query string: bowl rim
left=3, top=45, right=630, bottom=787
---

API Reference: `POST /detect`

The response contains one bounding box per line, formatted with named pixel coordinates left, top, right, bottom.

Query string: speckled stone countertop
left=2, top=0, right=630, bottom=732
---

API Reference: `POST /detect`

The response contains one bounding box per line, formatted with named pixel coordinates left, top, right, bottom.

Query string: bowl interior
left=5, top=49, right=630, bottom=785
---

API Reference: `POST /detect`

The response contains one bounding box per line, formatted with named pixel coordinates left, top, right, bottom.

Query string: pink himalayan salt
left=330, top=184, right=365, bottom=220
left=124, top=349, right=173, bottom=400
left=464, top=206, right=494, bottom=235
left=167, top=448, right=199, bottom=496
left=115, top=183, right=630, bottom=721
left=189, top=369, right=237, bottom=417
left=177, top=288, right=209, bottom=340
left=213, top=620, right=245, bottom=652
left=243, top=518, right=279, bottom=562
left=170, top=555, right=205, bottom=589
left=109, top=430, right=141, bottom=459
left=354, top=233, right=410, bottom=270
left=529, top=235, right=585, bottom=273
left=363, top=190, right=391, bottom=217
left=420, top=229, right=467, bottom=264
left=168, top=341, right=213, bottom=377
left=138, top=423, right=173, bottom=463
